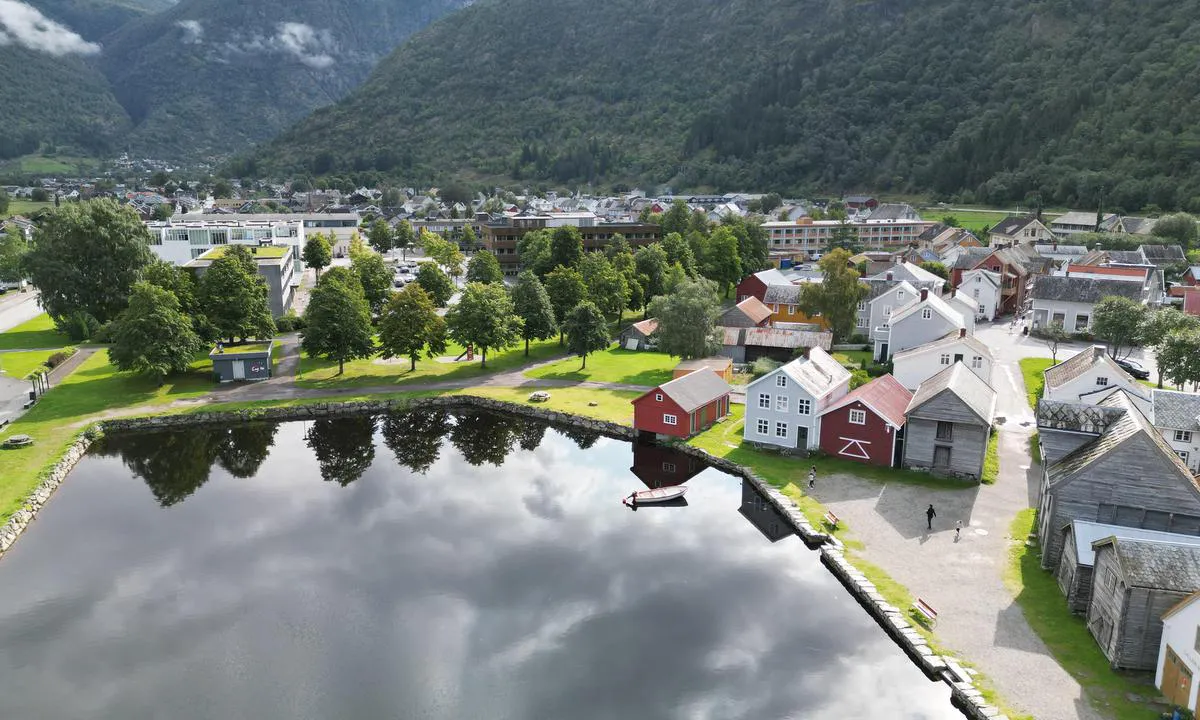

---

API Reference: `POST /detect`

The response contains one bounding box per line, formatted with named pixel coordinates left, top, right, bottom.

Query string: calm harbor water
left=0, top=410, right=960, bottom=719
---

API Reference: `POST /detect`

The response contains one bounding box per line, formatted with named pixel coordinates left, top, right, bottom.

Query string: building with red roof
left=817, top=374, right=912, bottom=467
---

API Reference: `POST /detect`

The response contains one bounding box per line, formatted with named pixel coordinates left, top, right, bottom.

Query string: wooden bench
left=823, top=510, right=840, bottom=529
left=911, top=597, right=939, bottom=626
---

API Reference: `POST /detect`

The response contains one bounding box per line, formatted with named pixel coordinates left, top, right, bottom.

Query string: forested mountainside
left=26, top=0, right=174, bottom=41
left=255, top=0, right=1200, bottom=211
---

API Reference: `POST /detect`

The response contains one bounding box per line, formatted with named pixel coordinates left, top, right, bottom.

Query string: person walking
left=955, top=520, right=963, bottom=541
left=925, top=503, right=936, bottom=530
left=808, top=466, right=816, bottom=489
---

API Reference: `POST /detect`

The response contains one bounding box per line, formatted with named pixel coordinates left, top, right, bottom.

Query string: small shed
left=718, top=296, right=772, bottom=328
left=902, top=362, right=996, bottom=481
left=618, top=318, right=659, bottom=351
left=632, top=369, right=731, bottom=440
left=210, top=342, right=273, bottom=382
left=673, top=357, right=733, bottom=382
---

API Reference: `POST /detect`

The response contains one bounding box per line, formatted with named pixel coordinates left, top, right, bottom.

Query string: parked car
left=1115, top=357, right=1150, bottom=380
left=393, top=277, right=408, bottom=288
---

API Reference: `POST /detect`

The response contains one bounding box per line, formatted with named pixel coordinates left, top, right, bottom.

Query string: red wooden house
left=817, top=374, right=912, bottom=467
left=632, top=370, right=732, bottom=439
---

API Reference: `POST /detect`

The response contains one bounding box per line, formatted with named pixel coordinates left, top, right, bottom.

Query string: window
left=1180, top=451, right=1190, bottom=465
left=857, top=301, right=867, bottom=311
left=1175, top=430, right=1193, bottom=443
left=775, top=395, right=788, bottom=412
left=939, top=353, right=951, bottom=365
left=655, top=393, right=663, bottom=402
left=973, top=288, right=980, bottom=299
left=776, top=375, right=787, bottom=388
left=883, top=306, right=891, bottom=317
left=663, top=414, right=677, bottom=426
left=797, top=399, right=811, bottom=416
left=758, top=393, right=770, bottom=409
left=936, top=421, right=954, bottom=441
left=971, top=356, right=983, bottom=370
left=662, top=462, right=676, bottom=473
left=787, top=305, right=796, bottom=314
left=857, top=317, right=866, bottom=327
left=1096, top=377, right=1109, bottom=387
left=921, top=308, right=933, bottom=319
left=1074, top=315, right=1089, bottom=332
left=756, top=418, right=769, bottom=435
left=1104, top=566, right=1118, bottom=591
left=1052, top=312, right=1066, bottom=325
left=849, top=409, right=867, bottom=425
left=775, top=422, right=788, bottom=438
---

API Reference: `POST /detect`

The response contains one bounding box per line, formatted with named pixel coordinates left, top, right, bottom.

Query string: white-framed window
left=896, top=291, right=904, bottom=301
left=857, top=301, right=867, bottom=311
left=776, top=395, right=788, bottom=412
left=776, top=375, right=787, bottom=387
left=663, top=414, right=677, bottom=426
left=849, top=409, right=867, bottom=425
left=1179, top=451, right=1191, bottom=465
left=971, top=356, right=983, bottom=369
left=756, top=418, right=769, bottom=435
left=797, top=399, right=811, bottom=415
left=775, top=422, right=788, bottom=438
left=1175, top=430, right=1193, bottom=443
left=758, top=393, right=770, bottom=409
left=655, top=393, right=663, bottom=402
left=1075, top=315, right=1089, bottom=332
left=1096, top=377, right=1109, bottom=387
left=921, top=307, right=933, bottom=319
left=787, top=304, right=796, bottom=314
left=883, top=305, right=892, bottom=316
left=940, top=353, right=951, bottom=365
left=857, top=316, right=866, bottom=327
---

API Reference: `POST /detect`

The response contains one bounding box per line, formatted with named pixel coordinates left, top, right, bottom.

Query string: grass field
left=0, top=154, right=96, bottom=177
left=524, top=345, right=675, bottom=385
left=917, top=207, right=1063, bottom=236
left=297, top=338, right=566, bottom=389
left=1019, top=357, right=1054, bottom=409
left=451, top=387, right=640, bottom=425
left=0, top=313, right=71, bottom=351
left=2, top=200, right=54, bottom=219
left=1004, top=509, right=1162, bottom=720
left=833, top=350, right=874, bottom=369
left=0, top=349, right=68, bottom=380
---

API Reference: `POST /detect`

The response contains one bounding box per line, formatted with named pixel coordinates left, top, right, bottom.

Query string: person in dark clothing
left=926, top=504, right=936, bottom=530
left=808, top=466, right=816, bottom=489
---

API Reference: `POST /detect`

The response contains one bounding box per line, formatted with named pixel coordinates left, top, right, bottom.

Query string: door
left=953, top=353, right=964, bottom=363
left=796, top=426, right=808, bottom=450
left=879, top=343, right=889, bottom=361
left=1163, top=645, right=1194, bottom=708
left=933, top=446, right=951, bottom=469
left=232, top=360, right=246, bottom=380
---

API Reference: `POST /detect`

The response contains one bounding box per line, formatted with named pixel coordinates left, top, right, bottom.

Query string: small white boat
left=626, top=486, right=688, bottom=504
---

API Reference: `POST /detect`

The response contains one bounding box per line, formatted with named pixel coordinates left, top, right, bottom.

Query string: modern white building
left=957, top=269, right=1002, bottom=321
left=743, top=347, right=851, bottom=451
left=1157, top=592, right=1200, bottom=712
left=891, top=330, right=993, bottom=390
left=146, top=216, right=307, bottom=268
left=1042, top=346, right=1144, bottom=405
left=1152, top=390, right=1200, bottom=473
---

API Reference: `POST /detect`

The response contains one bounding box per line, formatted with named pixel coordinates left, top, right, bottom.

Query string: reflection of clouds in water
left=0, top=421, right=955, bottom=720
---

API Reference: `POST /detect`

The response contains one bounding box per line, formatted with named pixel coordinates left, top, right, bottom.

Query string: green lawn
left=451, top=387, right=640, bottom=425
left=1004, top=509, right=1163, bottom=720
left=2, top=200, right=54, bottom=219
left=1, top=154, right=96, bottom=177
left=833, top=350, right=874, bottom=369
left=0, top=351, right=215, bottom=521
left=0, top=313, right=71, bottom=351
left=917, top=207, right=1062, bottom=236
left=982, top=430, right=1000, bottom=484
left=297, top=338, right=566, bottom=389
left=0, top=349, right=70, bottom=380
left=524, top=345, right=675, bottom=385
left=1019, top=358, right=1054, bottom=409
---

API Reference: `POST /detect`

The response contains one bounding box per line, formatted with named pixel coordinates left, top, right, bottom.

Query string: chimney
left=1093, top=346, right=1106, bottom=359
left=959, top=328, right=967, bottom=338
left=920, top=288, right=928, bottom=301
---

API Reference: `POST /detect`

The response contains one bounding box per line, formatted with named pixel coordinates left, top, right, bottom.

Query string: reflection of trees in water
left=305, top=416, right=377, bottom=486
left=96, top=423, right=280, bottom=507
left=381, top=408, right=450, bottom=474
left=510, top=415, right=547, bottom=451
left=558, top=424, right=602, bottom=450
left=449, top=409, right=515, bottom=467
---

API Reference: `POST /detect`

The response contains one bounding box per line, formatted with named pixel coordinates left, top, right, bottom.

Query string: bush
left=750, top=357, right=782, bottom=378
left=274, top=311, right=307, bottom=332
left=848, top=333, right=868, bottom=344
left=45, top=350, right=72, bottom=369
left=849, top=368, right=870, bottom=389
left=865, top=360, right=893, bottom=377
left=59, top=311, right=99, bottom=342
left=92, top=322, right=115, bottom=344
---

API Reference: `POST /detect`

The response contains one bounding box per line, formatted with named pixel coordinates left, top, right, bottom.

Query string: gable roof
left=1031, top=275, right=1144, bottom=303
left=641, top=369, right=730, bottom=412
left=1096, top=537, right=1200, bottom=592
left=867, top=280, right=917, bottom=308
left=762, top=284, right=803, bottom=304
left=1152, top=389, right=1200, bottom=431
left=627, top=318, right=659, bottom=336
left=958, top=269, right=1001, bottom=289
left=752, top=268, right=790, bottom=285
left=990, top=214, right=1041, bottom=237
left=722, top=326, right=832, bottom=351
left=1069, top=519, right=1200, bottom=568
left=890, top=330, right=993, bottom=364
left=905, top=362, right=996, bottom=425
left=722, top=296, right=773, bottom=325
left=867, top=261, right=944, bottom=287
left=818, top=374, right=911, bottom=429
left=1139, top=244, right=1185, bottom=261
left=1043, top=346, right=1135, bottom=391
left=889, top=290, right=965, bottom=327
left=748, top=347, right=851, bottom=398
left=1037, top=400, right=1129, bottom=435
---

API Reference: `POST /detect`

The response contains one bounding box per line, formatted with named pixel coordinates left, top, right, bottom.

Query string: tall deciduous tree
left=415, top=262, right=454, bottom=306
left=460, top=224, right=481, bottom=252
left=108, top=282, right=203, bottom=384
left=721, top=215, right=769, bottom=274
left=1091, top=295, right=1149, bottom=359
left=660, top=232, right=697, bottom=275
left=798, top=249, right=867, bottom=343
left=660, top=200, right=692, bottom=238
left=378, top=284, right=447, bottom=371
left=366, top=218, right=394, bottom=254
left=563, top=300, right=610, bottom=369
left=544, top=266, right=588, bottom=345
left=647, top=277, right=723, bottom=359
left=0, top=224, right=28, bottom=283
left=302, top=266, right=375, bottom=374
left=549, top=226, right=584, bottom=269
left=701, top=226, right=743, bottom=297
left=303, top=232, right=332, bottom=280
left=25, top=199, right=153, bottom=329
left=1158, top=328, right=1200, bottom=391
left=466, top=250, right=504, bottom=284
left=517, top=229, right=554, bottom=278
left=445, top=281, right=523, bottom=368
left=511, top=270, right=557, bottom=355
left=198, top=245, right=275, bottom=343
left=634, top=243, right=669, bottom=304
left=352, top=250, right=394, bottom=316
left=1139, top=306, right=1199, bottom=387
left=579, top=252, right=629, bottom=321
left=394, top=219, right=415, bottom=260
left=1152, top=213, right=1198, bottom=251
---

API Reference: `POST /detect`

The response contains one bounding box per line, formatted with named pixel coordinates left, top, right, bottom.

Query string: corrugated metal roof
left=1071, top=520, right=1200, bottom=568
left=724, top=326, right=832, bottom=350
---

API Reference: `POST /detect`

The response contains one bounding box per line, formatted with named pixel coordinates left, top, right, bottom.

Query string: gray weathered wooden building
left=1088, top=538, right=1200, bottom=670
left=902, top=362, right=996, bottom=481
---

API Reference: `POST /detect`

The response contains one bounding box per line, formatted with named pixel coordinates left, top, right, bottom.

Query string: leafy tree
left=1152, top=213, right=1198, bottom=251
left=919, top=261, right=949, bottom=280
left=381, top=408, right=450, bottom=474
left=758, top=193, right=782, bottom=214
left=1091, top=296, right=1149, bottom=360
left=152, top=203, right=174, bottom=221
left=143, top=258, right=207, bottom=337
left=941, top=215, right=961, bottom=227
left=663, top=262, right=689, bottom=293
left=306, top=416, right=376, bottom=486
left=198, top=245, right=275, bottom=343
left=415, top=262, right=454, bottom=306
left=579, top=252, right=629, bottom=321
left=303, top=232, right=332, bottom=280
left=1038, top=321, right=1070, bottom=363
left=660, top=200, right=692, bottom=238
left=647, top=277, right=723, bottom=359
left=687, top=229, right=709, bottom=270
left=466, top=250, right=504, bottom=284
left=25, top=199, right=153, bottom=328
left=517, top=228, right=554, bottom=277
left=1139, top=307, right=1199, bottom=387
left=108, top=282, right=203, bottom=385
left=460, top=224, right=481, bottom=252
left=30, top=188, right=50, bottom=203
left=378, top=283, right=447, bottom=371
left=0, top=190, right=8, bottom=216
left=544, top=266, right=588, bottom=345
left=660, top=232, right=696, bottom=275
left=798, top=249, right=867, bottom=342
left=366, top=218, right=394, bottom=254
left=302, top=266, right=375, bottom=374
left=604, top=233, right=632, bottom=261
left=701, top=226, right=743, bottom=297
left=563, top=300, right=611, bottom=369
left=394, top=219, right=415, bottom=260
left=634, top=243, right=669, bottom=303
left=827, top=220, right=861, bottom=253
left=426, top=233, right=465, bottom=282
left=211, top=179, right=234, bottom=199
left=352, top=250, right=394, bottom=316
left=0, top=224, right=28, bottom=283
left=1158, top=328, right=1200, bottom=391
left=721, top=215, right=769, bottom=274
left=511, top=270, right=557, bottom=355
left=444, top=281, right=523, bottom=368
left=549, top=226, right=584, bottom=270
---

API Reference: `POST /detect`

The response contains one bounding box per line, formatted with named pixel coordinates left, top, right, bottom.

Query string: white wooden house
left=1042, top=346, right=1143, bottom=405
left=743, top=347, right=851, bottom=451
left=957, top=269, right=1002, bottom=321
left=1157, top=592, right=1200, bottom=712
left=891, top=330, right=993, bottom=390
